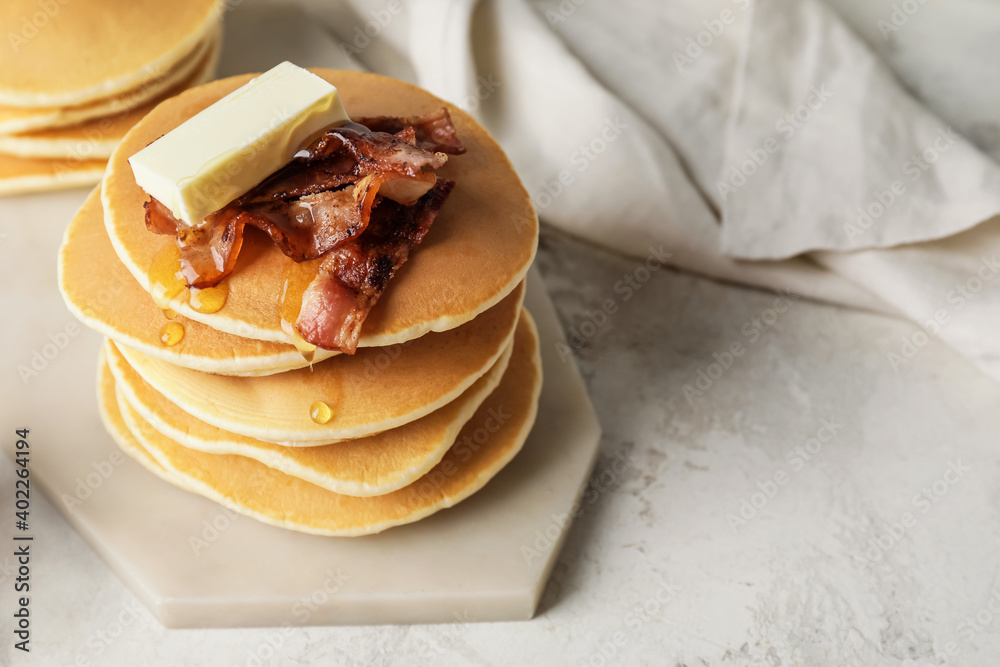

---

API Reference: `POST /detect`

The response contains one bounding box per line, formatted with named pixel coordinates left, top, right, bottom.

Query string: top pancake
left=102, top=70, right=538, bottom=348
left=0, top=0, right=222, bottom=107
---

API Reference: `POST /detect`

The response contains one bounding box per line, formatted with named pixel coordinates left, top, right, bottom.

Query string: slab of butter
left=128, top=62, right=350, bottom=225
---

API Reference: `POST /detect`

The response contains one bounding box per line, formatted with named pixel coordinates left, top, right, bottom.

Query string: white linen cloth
left=236, top=0, right=1000, bottom=381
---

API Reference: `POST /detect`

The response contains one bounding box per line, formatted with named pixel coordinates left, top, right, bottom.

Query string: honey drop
left=281, top=319, right=317, bottom=363
left=148, top=243, right=187, bottom=312
left=278, top=258, right=321, bottom=324
left=310, top=401, right=332, bottom=424
left=159, top=321, right=184, bottom=346
left=190, top=283, right=229, bottom=314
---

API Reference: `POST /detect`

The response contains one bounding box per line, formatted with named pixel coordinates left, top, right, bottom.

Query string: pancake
left=111, top=314, right=534, bottom=496
left=0, top=27, right=217, bottom=135
left=110, top=282, right=525, bottom=443
left=0, top=152, right=105, bottom=195
left=0, top=32, right=220, bottom=159
left=60, top=188, right=343, bottom=376
left=0, top=0, right=222, bottom=107
left=98, top=312, right=542, bottom=536
left=102, top=70, right=538, bottom=348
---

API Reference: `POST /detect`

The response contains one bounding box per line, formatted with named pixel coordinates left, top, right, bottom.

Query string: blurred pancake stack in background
left=0, top=0, right=222, bottom=195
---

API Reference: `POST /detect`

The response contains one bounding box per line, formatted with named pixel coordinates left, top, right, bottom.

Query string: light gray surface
left=4, top=219, right=1000, bottom=664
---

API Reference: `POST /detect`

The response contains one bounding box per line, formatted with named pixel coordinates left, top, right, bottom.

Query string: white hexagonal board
left=0, top=189, right=601, bottom=628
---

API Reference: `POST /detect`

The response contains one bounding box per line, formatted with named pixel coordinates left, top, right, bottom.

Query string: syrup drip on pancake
left=189, top=284, right=228, bottom=314
left=310, top=401, right=333, bottom=424
left=148, top=237, right=230, bottom=316
left=143, top=108, right=464, bottom=354
left=159, top=321, right=184, bottom=346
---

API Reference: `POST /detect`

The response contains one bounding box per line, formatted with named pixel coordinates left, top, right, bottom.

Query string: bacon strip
left=145, top=186, right=368, bottom=285
left=142, top=109, right=465, bottom=352
left=358, top=108, right=467, bottom=155
left=296, top=181, right=454, bottom=353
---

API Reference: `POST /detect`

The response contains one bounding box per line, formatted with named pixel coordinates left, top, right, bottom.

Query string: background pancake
left=111, top=316, right=531, bottom=496
left=0, top=152, right=105, bottom=195
left=98, top=312, right=542, bottom=536
left=0, top=28, right=216, bottom=135
left=111, top=283, right=525, bottom=443
left=0, top=32, right=220, bottom=159
left=0, top=0, right=222, bottom=107
left=103, top=70, right=538, bottom=348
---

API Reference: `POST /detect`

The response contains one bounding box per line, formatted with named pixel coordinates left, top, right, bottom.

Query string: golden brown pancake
left=60, top=188, right=343, bottom=376
left=110, top=282, right=525, bottom=443
left=102, top=70, right=538, bottom=348
left=0, top=27, right=217, bottom=135
left=0, top=152, right=105, bottom=195
left=98, top=311, right=542, bottom=536
left=0, top=0, right=222, bottom=107
left=110, top=314, right=534, bottom=496
left=0, top=32, right=220, bottom=159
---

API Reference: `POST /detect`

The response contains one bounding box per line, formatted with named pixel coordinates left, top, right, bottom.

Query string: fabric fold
left=720, top=0, right=1000, bottom=260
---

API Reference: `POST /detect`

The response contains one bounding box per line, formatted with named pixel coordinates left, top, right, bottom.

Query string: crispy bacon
left=358, top=108, right=467, bottom=155
left=142, top=108, right=464, bottom=352
left=145, top=186, right=368, bottom=286
left=297, top=181, right=453, bottom=353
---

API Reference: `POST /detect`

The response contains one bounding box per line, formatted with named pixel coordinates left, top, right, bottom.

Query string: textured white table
left=4, top=224, right=1000, bottom=666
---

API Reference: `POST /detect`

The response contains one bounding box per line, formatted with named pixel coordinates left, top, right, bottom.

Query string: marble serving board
left=0, top=188, right=602, bottom=628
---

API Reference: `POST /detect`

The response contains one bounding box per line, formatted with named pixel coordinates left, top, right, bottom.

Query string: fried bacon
left=359, top=108, right=467, bottom=155
left=297, top=181, right=453, bottom=353
left=143, top=108, right=464, bottom=352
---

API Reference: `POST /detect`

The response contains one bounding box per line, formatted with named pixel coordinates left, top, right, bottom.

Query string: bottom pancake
left=97, top=311, right=542, bottom=536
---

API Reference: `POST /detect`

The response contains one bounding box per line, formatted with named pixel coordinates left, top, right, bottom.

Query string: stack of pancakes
left=0, top=0, right=222, bottom=195
left=58, top=71, right=541, bottom=536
